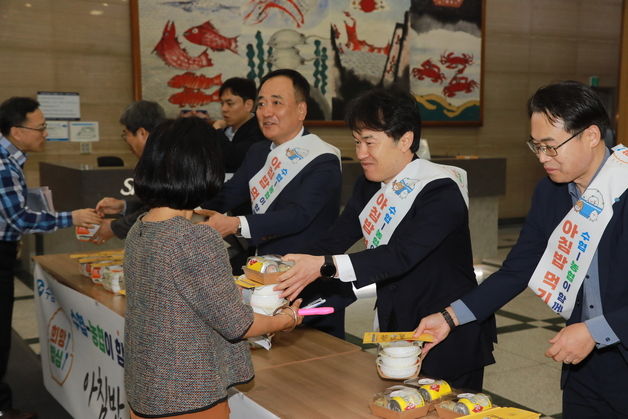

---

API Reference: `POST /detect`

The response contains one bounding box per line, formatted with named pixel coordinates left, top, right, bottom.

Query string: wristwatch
left=235, top=218, right=243, bottom=237
left=319, top=255, right=337, bottom=279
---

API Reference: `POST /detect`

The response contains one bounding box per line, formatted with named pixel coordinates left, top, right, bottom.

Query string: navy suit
left=307, top=174, right=497, bottom=387
left=461, top=176, right=628, bottom=413
left=218, top=116, right=266, bottom=174
left=202, top=134, right=355, bottom=338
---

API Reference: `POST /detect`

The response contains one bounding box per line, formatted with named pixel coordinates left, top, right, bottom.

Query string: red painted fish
left=153, top=20, right=213, bottom=70
left=183, top=21, right=238, bottom=54
left=167, top=72, right=223, bottom=90
left=168, top=87, right=220, bottom=107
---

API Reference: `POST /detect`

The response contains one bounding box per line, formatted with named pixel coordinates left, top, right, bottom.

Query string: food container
left=75, top=225, right=100, bottom=241
left=376, top=341, right=422, bottom=380
left=434, top=392, right=493, bottom=418
left=454, top=393, right=492, bottom=415
left=377, top=359, right=420, bottom=380
left=370, top=386, right=429, bottom=418
left=380, top=341, right=422, bottom=358
left=249, top=294, right=286, bottom=314
left=101, top=266, right=125, bottom=295
left=378, top=353, right=421, bottom=368
left=417, top=378, right=452, bottom=402
left=243, top=255, right=293, bottom=285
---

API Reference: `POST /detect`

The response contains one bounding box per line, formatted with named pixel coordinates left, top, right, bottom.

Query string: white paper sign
left=34, top=264, right=129, bottom=419
left=37, top=91, right=80, bottom=120
left=46, top=121, right=70, bottom=141
left=70, top=121, right=99, bottom=142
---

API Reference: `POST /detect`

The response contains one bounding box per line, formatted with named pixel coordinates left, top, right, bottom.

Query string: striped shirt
left=0, top=135, right=72, bottom=241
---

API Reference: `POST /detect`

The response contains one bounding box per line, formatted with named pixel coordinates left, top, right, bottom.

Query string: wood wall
left=0, top=0, right=622, bottom=218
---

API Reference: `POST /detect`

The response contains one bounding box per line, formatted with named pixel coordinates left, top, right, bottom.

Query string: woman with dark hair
left=123, top=117, right=303, bottom=419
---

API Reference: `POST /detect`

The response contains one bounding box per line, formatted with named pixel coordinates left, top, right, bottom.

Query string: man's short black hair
left=259, top=69, right=310, bottom=103
left=134, top=117, right=224, bottom=210
left=345, top=88, right=422, bottom=153
left=0, top=97, right=40, bottom=136
left=528, top=80, right=610, bottom=136
left=219, top=77, right=257, bottom=102
left=119, top=100, right=166, bottom=135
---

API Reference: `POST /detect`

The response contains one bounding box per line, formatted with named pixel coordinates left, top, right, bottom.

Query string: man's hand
left=91, top=219, right=115, bottom=244
left=199, top=212, right=239, bottom=237
left=71, top=209, right=102, bottom=227
left=545, top=323, right=595, bottom=365
left=95, top=197, right=125, bottom=216
left=413, top=307, right=458, bottom=356
left=275, top=254, right=324, bottom=301
left=194, top=209, right=219, bottom=218
left=213, top=119, right=227, bottom=130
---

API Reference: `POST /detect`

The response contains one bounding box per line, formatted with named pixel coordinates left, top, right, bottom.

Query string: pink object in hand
left=297, top=307, right=335, bottom=316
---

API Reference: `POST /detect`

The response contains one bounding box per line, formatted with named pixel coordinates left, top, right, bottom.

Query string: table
left=34, top=253, right=393, bottom=419
left=237, top=351, right=393, bottom=418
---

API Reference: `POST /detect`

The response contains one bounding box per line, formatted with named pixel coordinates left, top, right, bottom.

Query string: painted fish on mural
left=153, top=20, right=213, bottom=70
left=167, top=72, right=223, bottom=90
left=183, top=21, right=238, bottom=54
left=169, top=87, right=220, bottom=107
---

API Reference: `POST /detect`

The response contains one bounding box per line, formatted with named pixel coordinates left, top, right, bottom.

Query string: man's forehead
left=353, top=129, right=386, bottom=139
left=221, top=90, right=242, bottom=100
left=530, top=113, right=568, bottom=141
left=27, top=108, right=45, bottom=123
left=259, top=76, right=294, bottom=94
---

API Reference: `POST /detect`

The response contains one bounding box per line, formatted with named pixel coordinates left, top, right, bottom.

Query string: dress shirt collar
left=568, top=147, right=610, bottom=200
left=0, top=135, right=26, bottom=166
left=269, top=126, right=305, bottom=151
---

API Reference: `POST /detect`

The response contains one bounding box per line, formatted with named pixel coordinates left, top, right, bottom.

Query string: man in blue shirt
left=0, top=97, right=100, bottom=419
left=415, top=81, right=628, bottom=416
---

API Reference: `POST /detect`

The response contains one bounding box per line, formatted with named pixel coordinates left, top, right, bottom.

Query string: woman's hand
left=278, top=298, right=304, bottom=332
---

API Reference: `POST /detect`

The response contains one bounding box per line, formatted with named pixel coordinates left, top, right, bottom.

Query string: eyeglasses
left=17, top=123, right=47, bottom=132
left=526, top=129, right=585, bottom=157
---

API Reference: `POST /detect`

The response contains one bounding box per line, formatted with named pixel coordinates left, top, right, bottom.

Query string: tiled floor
left=9, top=224, right=565, bottom=418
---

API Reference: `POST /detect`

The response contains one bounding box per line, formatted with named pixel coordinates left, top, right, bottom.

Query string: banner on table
left=34, top=264, right=129, bottom=419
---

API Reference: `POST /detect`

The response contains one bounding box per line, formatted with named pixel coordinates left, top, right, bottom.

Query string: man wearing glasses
left=415, top=81, right=628, bottom=416
left=0, top=97, right=101, bottom=419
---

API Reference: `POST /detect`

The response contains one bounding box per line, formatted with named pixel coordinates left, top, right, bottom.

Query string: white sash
left=528, top=144, right=628, bottom=319
left=358, top=159, right=468, bottom=249
left=249, top=133, right=340, bottom=214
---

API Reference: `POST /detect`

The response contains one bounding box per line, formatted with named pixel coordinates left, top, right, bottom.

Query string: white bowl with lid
left=379, top=341, right=421, bottom=358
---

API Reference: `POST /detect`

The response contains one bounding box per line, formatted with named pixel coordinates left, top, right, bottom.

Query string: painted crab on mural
left=412, top=59, right=446, bottom=84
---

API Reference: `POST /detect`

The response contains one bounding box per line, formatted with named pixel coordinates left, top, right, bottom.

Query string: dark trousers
left=563, top=346, right=628, bottom=418
left=300, top=279, right=356, bottom=340
left=0, top=241, right=18, bottom=410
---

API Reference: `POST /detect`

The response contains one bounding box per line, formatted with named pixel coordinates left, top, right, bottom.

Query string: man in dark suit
left=276, top=88, right=496, bottom=390
left=92, top=100, right=165, bottom=242
left=200, top=69, right=355, bottom=338
left=415, top=81, right=628, bottom=415
left=211, top=77, right=266, bottom=176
